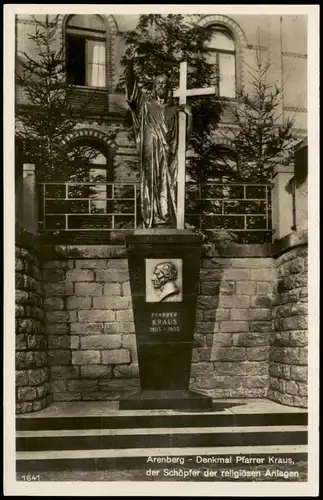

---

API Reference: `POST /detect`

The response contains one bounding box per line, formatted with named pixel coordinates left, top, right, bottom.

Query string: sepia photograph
left=4, top=3, right=319, bottom=496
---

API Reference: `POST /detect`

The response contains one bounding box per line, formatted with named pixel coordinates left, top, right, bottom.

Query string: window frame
left=65, top=16, right=108, bottom=90
left=208, top=25, right=237, bottom=100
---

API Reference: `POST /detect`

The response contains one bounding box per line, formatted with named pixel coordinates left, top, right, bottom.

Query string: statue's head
left=151, top=262, right=178, bottom=290
left=152, top=76, right=172, bottom=102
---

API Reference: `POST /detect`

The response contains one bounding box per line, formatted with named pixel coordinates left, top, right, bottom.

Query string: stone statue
left=126, top=49, right=192, bottom=228
left=151, top=262, right=180, bottom=302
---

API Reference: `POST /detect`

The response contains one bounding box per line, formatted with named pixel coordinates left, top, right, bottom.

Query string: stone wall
left=15, top=239, right=51, bottom=414
left=44, top=253, right=139, bottom=402
left=43, top=247, right=274, bottom=402
left=191, top=257, right=273, bottom=398
left=268, top=241, right=308, bottom=408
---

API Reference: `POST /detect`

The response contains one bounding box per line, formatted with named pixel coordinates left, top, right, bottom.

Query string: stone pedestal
left=120, top=229, right=212, bottom=410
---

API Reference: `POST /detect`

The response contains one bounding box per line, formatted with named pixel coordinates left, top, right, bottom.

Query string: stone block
left=231, top=258, right=273, bottom=269
left=66, top=297, right=91, bottom=310
left=51, top=380, right=67, bottom=392
left=233, top=332, right=269, bottom=346
left=277, top=304, right=307, bottom=318
left=72, top=350, right=100, bottom=365
left=104, top=323, right=120, bottom=334
left=299, top=347, right=308, bottom=365
left=212, top=347, right=246, bottom=362
left=213, top=309, right=230, bottom=321
left=93, top=297, right=130, bottom=310
left=67, top=380, right=99, bottom=391
left=199, top=282, right=220, bottom=295
left=103, top=283, right=122, bottom=296
left=66, top=269, right=94, bottom=282
left=192, top=348, right=211, bottom=362
left=289, top=331, right=307, bottom=346
left=69, top=323, right=103, bottom=335
left=285, top=257, right=305, bottom=275
left=199, top=269, right=222, bottom=281
left=197, top=296, right=219, bottom=309
left=45, top=323, right=69, bottom=336
left=45, top=282, right=73, bottom=297
left=190, top=362, right=215, bottom=378
left=270, top=346, right=300, bottom=364
left=43, top=260, right=69, bottom=269
left=74, top=282, right=103, bottom=296
left=102, top=349, right=131, bottom=365
left=48, top=335, right=71, bottom=350
left=16, top=370, right=29, bottom=386
left=272, top=332, right=290, bottom=346
left=54, top=392, right=81, bottom=401
left=250, top=269, right=274, bottom=281
left=230, top=309, right=248, bottom=320
left=43, top=269, right=65, bottom=282
left=220, top=321, right=249, bottom=333
left=122, top=334, right=137, bottom=350
left=46, top=310, right=70, bottom=323
left=207, top=333, right=232, bottom=346
left=250, top=321, right=273, bottom=332
left=232, top=388, right=267, bottom=398
left=44, top=297, right=64, bottom=310
left=48, top=350, right=71, bottom=365
left=290, top=365, right=307, bottom=382
left=80, top=334, right=122, bottom=350
left=113, top=364, right=140, bottom=378
left=17, top=387, right=37, bottom=401
left=298, top=383, right=307, bottom=396
left=116, top=310, right=133, bottom=322
left=274, top=316, right=308, bottom=331
left=284, top=380, right=299, bottom=395
left=71, top=336, right=80, bottom=349
left=195, top=322, right=219, bottom=334
left=248, top=308, right=271, bottom=320
left=16, top=334, right=27, bottom=350
left=50, top=366, right=80, bottom=380
left=246, top=347, right=268, bottom=361
left=95, top=269, right=129, bottom=283
left=218, top=295, right=250, bottom=309
left=107, top=259, right=128, bottom=269
left=80, top=365, right=113, bottom=378
left=250, top=295, right=273, bottom=308
left=118, top=322, right=136, bottom=335
left=222, top=269, right=250, bottom=281
left=122, top=281, right=131, bottom=296
left=236, top=281, right=256, bottom=295
left=219, top=281, right=236, bottom=295
left=256, top=282, right=272, bottom=294
left=74, top=259, right=106, bottom=269
left=78, top=310, right=115, bottom=323
left=269, top=362, right=291, bottom=380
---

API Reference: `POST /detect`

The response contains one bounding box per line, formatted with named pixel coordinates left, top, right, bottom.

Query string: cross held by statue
left=173, top=61, right=216, bottom=230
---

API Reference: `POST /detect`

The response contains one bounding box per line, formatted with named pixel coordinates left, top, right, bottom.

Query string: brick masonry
left=15, top=243, right=51, bottom=414
left=15, top=240, right=308, bottom=411
left=268, top=245, right=308, bottom=408
left=42, top=252, right=275, bottom=402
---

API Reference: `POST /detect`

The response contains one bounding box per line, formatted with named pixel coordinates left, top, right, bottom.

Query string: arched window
left=66, top=15, right=107, bottom=88
left=207, top=26, right=236, bottom=98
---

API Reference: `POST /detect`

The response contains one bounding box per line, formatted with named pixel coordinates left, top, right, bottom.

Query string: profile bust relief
left=151, top=262, right=180, bottom=302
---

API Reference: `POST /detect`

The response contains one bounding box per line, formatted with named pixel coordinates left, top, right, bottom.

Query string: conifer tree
left=221, top=52, right=297, bottom=182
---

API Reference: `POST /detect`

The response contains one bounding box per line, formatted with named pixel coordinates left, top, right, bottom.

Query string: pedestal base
left=119, top=390, right=213, bottom=411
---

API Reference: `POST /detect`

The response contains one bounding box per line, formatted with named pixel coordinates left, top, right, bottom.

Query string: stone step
left=16, top=424, right=307, bottom=452
left=16, top=411, right=308, bottom=431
